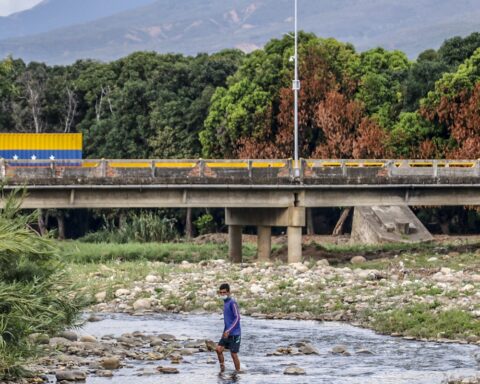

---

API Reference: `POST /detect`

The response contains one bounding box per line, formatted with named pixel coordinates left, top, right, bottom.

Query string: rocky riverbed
left=85, top=253, right=480, bottom=344
left=4, top=244, right=480, bottom=384
left=10, top=313, right=480, bottom=384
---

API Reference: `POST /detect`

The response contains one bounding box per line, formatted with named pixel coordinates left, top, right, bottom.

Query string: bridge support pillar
left=226, top=207, right=305, bottom=264
left=288, top=226, right=303, bottom=263
left=229, top=225, right=243, bottom=263
left=257, top=226, right=271, bottom=262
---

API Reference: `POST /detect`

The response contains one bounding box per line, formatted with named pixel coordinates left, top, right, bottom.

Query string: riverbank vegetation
left=0, top=194, right=84, bottom=380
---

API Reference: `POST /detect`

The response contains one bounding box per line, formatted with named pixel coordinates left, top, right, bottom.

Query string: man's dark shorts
left=218, top=335, right=241, bottom=353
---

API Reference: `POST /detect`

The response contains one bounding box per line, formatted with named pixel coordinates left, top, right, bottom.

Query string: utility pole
left=293, top=0, right=300, bottom=178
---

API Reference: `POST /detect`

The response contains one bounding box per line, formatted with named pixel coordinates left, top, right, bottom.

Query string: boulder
left=79, top=335, right=96, bottom=343
left=95, top=291, right=107, bottom=303
left=55, top=370, right=87, bottom=381
left=157, top=367, right=179, bottom=374
left=58, top=331, right=78, bottom=342
left=351, top=256, right=367, bottom=264
left=115, top=289, right=131, bottom=297
left=133, top=298, right=152, bottom=311
left=101, top=357, right=121, bottom=370
left=284, top=366, right=306, bottom=375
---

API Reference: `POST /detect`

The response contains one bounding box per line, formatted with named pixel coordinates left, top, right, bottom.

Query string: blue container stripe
left=0, top=150, right=82, bottom=160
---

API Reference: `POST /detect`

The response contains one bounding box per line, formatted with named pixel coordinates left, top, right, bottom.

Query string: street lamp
left=292, top=0, right=300, bottom=178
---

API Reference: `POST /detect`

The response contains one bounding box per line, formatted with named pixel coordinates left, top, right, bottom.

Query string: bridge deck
left=1, top=159, right=479, bottom=208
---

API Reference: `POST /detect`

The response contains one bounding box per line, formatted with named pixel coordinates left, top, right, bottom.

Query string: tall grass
left=81, top=211, right=178, bottom=243
left=60, top=241, right=258, bottom=264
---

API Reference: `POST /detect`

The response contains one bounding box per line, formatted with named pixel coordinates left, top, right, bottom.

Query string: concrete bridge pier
left=226, top=207, right=305, bottom=264
left=257, top=226, right=272, bottom=262
left=228, top=225, right=243, bottom=263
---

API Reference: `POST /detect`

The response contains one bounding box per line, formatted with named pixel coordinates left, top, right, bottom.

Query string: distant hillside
left=0, top=0, right=156, bottom=40
left=1, top=0, right=480, bottom=64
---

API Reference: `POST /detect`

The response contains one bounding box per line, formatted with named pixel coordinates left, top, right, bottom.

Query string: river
left=64, top=312, right=480, bottom=384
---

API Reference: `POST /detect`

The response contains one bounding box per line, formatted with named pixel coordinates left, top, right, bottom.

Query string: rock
left=115, top=289, right=131, bottom=297
left=58, top=331, right=78, bottom=342
left=133, top=298, right=152, bottom=311
left=145, top=275, right=159, bottom=283
left=158, top=334, right=176, bottom=341
left=331, top=345, right=349, bottom=355
left=96, top=370, right=113, bottom=377
left=466, top=335, right=480, bottom=343
left=87, top=314, right=102, bottom=322
left=299, top=343, right=319, bottom=355
left=55, top=370, right=87, bottom=381
left=150, top=338, right=164, bottom=347
left=157, top=367, right=179, bottom=374
left=95, top=291, right=107, bottom=303
left=356, top=349, right=374, bottom=355
left=427, top=257, right=438, bottom=262
left=79, top=335, right=96, bottom=343
left=284, top=366, right=306, bottom=375
left=101, top=357, right=121, bottom=370
left=461, top=284, right=475, bottom=292
left=250, top=284, right=265, bottom=295
left=292, top=263, right=309, bottom=273
left=316, top=259, right=330, bottom=267
left=205, top=340, right=216, bottom=351
left=351, top=256, right=367, bottom=264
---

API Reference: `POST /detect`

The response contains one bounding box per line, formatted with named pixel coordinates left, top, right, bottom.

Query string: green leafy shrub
left=194, top=213, right=215, bottom=235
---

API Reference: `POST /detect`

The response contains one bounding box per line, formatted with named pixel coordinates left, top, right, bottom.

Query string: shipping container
left=0, top=133, right=82, bottom=161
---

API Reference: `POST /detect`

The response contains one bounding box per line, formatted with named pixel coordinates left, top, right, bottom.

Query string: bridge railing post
left=433, top=160, right=438, bottom=178
left=50, top=158, right=56, bottom=178
left=248, top=159, right=253, bottom=180
left=0, top=158, right=5, bottom=179
left=100, top=159, right=107, bottom=178
left=151, top=160, right=156, bottom=178
left=199, top=159, right=205, bottom=178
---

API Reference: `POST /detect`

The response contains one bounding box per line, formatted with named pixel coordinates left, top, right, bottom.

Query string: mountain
left=0, top=0, right=157, bottom=40
left=1, top=0, right=480, bottom=64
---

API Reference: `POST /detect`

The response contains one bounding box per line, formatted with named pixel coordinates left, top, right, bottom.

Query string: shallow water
left=74, top=312, right=478, bottom=384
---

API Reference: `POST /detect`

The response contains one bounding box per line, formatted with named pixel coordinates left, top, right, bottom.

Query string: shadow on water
left=74, top=312, right=479, bottom=384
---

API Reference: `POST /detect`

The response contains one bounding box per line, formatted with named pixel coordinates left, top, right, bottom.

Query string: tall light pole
left=292, top=0, right=300, bottom=178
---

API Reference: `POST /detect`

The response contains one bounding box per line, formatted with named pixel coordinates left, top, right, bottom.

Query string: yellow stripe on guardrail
left=156, top=162, right=196, bottom=168
left=448, top=162, right=475, bottom=168
left=110, top=162, right=151, bottom=168
left=82, top=161, right=99, bottom=168
left=409, top=162, right=433, bottom=167
left=252, top=162, right=285, bottom=168
left=206, top=162, right=248, bottom=168
left=321, top=162, right=342, bottom=167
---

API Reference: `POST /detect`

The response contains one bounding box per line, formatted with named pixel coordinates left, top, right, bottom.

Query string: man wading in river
left=216, top=283, right=242, bottom=373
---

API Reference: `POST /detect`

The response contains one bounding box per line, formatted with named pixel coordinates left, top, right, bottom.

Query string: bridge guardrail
left=1, top=158, right=480, bottom=183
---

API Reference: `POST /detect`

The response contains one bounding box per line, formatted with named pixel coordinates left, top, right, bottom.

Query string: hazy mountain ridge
left=1, top=0, right=480, bottom=64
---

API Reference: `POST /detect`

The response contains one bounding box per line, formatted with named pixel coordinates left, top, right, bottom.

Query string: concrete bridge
left=1, top=158, right=480, bottom=262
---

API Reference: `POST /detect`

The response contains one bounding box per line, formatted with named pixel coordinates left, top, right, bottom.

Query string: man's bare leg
left=216, top=345, right=225, bottom=372
left=231, top=352, right=241, bottom=372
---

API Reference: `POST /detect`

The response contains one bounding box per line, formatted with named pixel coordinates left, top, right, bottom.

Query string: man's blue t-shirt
left=223, top=297, right=241, bottom=336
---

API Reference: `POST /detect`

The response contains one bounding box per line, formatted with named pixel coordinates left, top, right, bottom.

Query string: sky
left=0, top=0, right=42, bottom=16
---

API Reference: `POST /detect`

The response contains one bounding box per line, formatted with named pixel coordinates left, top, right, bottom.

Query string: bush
left=194, top=213, right=215, bottom=235
left=81, top=211, right=178, bottom=243
left=0, top=190, right=84, bottom=379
